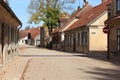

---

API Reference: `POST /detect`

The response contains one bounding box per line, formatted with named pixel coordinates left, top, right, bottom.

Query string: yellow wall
left=89, top=12, right=108, bottom=51
left=89, top=27, right=107, bottom=51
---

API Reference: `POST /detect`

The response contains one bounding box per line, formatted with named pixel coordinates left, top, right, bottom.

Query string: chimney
left=3, top=0, right=9, bottom=4
left=77, top=6, right=80, bottom=10
left=83, top=0, right=89, bottom=7
left=102, top=0, right=108, bottom=3
left=3, top=0, right=7, bottom=2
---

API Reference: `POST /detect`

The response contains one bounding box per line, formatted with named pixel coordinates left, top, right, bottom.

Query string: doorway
left=73, top=38, right=76, bottom=52
left=1, top=24, right=4, bottom=52
left=1, top=24, right=5, bottom=64
left=117, top=29, right=120, bottom=51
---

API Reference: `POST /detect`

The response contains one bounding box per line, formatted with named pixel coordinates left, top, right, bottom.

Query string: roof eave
left=0, top=0, right=22, bottom=26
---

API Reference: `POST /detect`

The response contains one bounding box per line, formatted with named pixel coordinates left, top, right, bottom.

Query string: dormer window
left=117, top=0, right=120, bottom=11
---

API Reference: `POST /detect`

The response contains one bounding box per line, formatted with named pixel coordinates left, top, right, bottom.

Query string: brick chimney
left=83, top=0, right=89, bottom=7
left=77, top=6, right=80, bottom=10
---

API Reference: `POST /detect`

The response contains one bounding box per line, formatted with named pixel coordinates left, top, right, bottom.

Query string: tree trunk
left=47, top=25, right=52, bottom=49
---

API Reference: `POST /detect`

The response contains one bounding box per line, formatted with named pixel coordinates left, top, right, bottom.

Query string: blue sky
left=9, top=0, right=102, bottom=29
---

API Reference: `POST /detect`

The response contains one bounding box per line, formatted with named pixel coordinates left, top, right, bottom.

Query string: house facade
left=19, top=30, right=28, bottom=44
left=52, top=1, right=92, bottom=51
left=19, top=28, right=40, bottom=46
left=0, top=0, right=22, bottom=64
left=105, top=0, right=120, bottom=57
left=64, top=0, right=110, bottom=54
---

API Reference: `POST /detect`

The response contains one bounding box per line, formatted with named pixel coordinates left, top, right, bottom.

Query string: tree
left=28, top=0, right=76, bottom=35
left=24, top=26, right=31, bottom=30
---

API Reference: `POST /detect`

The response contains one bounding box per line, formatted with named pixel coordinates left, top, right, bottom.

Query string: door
left=1, top=24, right=5, bottom=64
left=1, top=24, right=4, bottom=53
left=73, top=38, right=76, bottom=52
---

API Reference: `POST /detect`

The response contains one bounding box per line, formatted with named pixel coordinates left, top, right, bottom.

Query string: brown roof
left=29, top=28, right=40, bottom=38
left=19, top=30, right=28, bottom=39
left=19, top=27, right=40, bottom=39
left=60, top=4, right=92, bottom=32
left=52, top=3, right=92, bottom=34
left=65, top=1, right=111, bottom=31
left=0, top=0, right=22, bottom=26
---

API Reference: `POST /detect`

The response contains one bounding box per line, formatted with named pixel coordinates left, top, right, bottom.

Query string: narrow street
left=19, top=45, right=120, bottom=80
left=0, top=44, right=120, bottom=80
left=0, top=0, right=120, bottom=80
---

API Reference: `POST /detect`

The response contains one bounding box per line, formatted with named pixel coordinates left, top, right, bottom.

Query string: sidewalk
left=0, top=56, right=29, bottom=80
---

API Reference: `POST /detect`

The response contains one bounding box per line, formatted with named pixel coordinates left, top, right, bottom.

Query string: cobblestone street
left=0, top=44, right=120, bottom=80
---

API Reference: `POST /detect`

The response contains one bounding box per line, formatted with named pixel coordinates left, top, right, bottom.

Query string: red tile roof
left=65, top=1, right=111, bottom=31
left=19, top=30, right=28, bottom=39
left=52, top=4, right=92, bottom=34
left=19, top=27, right=40, bottom=39
left=30, top=28, right=40, bottom=38
left=59, top=4, right=92, bottom=32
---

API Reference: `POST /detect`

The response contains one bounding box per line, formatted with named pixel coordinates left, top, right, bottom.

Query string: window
left=67, top=35, right=69, bottom=46
left=81, top=32, right=84, bottom=46
left=78, top=33, right=80, bottom=46
left=84, top=32, right=88, bottom=46
left=68, top=35, right=70, bottom=46
left=66, top=35, right=69, bottom=46
left=70, top=34, right=72, bottom=47
left=8, top=26, right=11, bottom=44
left=117, top=29, right=120, bottom=51
left=117, top=0, right=120, bottom=11
left=81, top=32, right=88, bottom=46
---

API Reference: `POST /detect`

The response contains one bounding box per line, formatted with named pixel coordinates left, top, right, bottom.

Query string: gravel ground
left=19, top=44, right=120, bottom=80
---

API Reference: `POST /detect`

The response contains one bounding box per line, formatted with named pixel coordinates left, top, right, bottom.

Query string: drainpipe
left=107, top=26, right=110, bottom=59
left=17, top=24, right=22, bottom=45
left=18, top=24, right=22, bottom=30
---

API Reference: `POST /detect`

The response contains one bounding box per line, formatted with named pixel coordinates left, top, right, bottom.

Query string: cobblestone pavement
left=18, top=44, right=120, bottom=80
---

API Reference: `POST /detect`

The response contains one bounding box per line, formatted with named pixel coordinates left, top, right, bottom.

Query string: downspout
left=18, top=24, right=22, bottom=30
left=17, top=24, right=22, bottom=45
left=106, top=24, right=110, bottom=59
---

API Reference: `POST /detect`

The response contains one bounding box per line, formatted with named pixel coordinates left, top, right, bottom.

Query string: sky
left=9, top=0, right=102, bottom=29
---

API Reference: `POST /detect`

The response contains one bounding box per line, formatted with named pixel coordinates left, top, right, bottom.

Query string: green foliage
left=28, top=0, right=76, bottom=34
left=45, top=7, right=60, bottom=27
